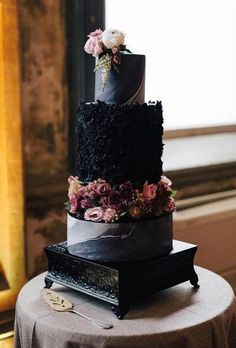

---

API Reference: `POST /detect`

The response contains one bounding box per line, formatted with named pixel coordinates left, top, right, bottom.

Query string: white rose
left=102, top=29, right=125, bottom=49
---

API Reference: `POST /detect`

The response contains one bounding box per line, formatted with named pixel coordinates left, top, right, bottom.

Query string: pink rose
left=142, top=181, right=157, bottom=200
left=89, top=29, right=103, bottom=37
left=84, top=29, right=103, bottom=57
left=84, top=207, right=104, bottom=222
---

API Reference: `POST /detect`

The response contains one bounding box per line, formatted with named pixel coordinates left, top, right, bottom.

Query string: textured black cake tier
left=77, top=101, right=163, bottom=184
left=95, top=54, right=145, bottom=104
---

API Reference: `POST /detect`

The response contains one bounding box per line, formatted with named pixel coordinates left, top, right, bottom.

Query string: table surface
left=14, top=266, right=236, bottom=348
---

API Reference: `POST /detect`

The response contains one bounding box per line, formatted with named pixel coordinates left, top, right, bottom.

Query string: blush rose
left=84, top=29, right=103, bottom=57
left=142, top=181, right=157, bottom=200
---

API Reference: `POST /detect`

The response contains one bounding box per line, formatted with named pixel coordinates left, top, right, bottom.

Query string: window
left=106, top=0, right=236, bottom=130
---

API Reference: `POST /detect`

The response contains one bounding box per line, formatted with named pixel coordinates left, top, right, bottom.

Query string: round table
left=14, top=266, right=236, bottom=348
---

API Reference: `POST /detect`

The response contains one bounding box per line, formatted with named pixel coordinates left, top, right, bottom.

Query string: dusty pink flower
left=165, top=198, right=176, bottom=213
left=160, top=176, right=172, bottom=191
left=142, top=181, right=157, bottom=200
left=84, top=207, right=104, bottom=222
left=84, top=29, right=103, bottom=57
left=100, top=196, right=109, bottom=208
left=89, top=29, right=103, bottom=37
left=77, top=186, right=87, bottom=197
left=161, top=175, right=172, bottom=186
left=103, top=208, right=118, bottom=222
left=85, top=181, right=99, bottom=199
left=69, top=195, right=79, bottom=213
left=80, top=198, right=93, bottom=209
left=96, top=182, right=111, bottom=196
left=97, top=178, right=106, bottom=183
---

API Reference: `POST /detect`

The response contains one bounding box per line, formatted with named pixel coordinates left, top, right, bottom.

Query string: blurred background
left=0, top=0, right=236, bottom=346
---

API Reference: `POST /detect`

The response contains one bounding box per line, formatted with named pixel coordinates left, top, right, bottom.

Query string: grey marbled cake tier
left=95, top=53, right=145, bottom=104
left=67, top=213, right=173, bottom=262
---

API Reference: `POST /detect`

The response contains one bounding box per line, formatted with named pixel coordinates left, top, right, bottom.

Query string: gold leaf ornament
left=94, top=54, right=112, bottom=90
left=41, top=288, right=72, bottom=312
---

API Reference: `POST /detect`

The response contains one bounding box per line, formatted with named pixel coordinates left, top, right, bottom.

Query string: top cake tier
left=95, top=53, right=145, bottom=104
left=84, top=29, right=145, bottom=104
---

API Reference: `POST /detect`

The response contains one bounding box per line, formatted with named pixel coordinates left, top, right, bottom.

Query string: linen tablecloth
left=14, top=266, right=236, bottom=348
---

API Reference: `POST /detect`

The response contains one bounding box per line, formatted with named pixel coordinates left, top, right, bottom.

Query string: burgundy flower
left=84, top=207, right=104, bottom=222
left=80, top=198, right=93, bottom=209
left=119, top=181, right=133, bottom=201
left=112, top=53, right=121, bottom=65
left=108, top=190, right=122, bottom=208
left=152, top=198, right=164, bottom=217
left=119, top=181, right=133, bottom=192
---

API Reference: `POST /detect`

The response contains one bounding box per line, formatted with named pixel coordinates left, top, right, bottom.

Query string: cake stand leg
left=111, top=301, right=129, bottom=320
left=190, top=270, right=200, bottom=289
left=44, top=277, right=53, bottom=289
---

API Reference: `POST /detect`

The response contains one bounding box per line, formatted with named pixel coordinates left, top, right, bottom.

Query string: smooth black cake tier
left=95, top=54, right=145, bottom=104
left=77, top=101, right=163, bottom=184
left=67, top=213, right=173, bottom=262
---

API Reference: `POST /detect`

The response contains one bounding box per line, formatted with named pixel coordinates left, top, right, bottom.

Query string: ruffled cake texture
left=77, top=101, right=164, bottom=185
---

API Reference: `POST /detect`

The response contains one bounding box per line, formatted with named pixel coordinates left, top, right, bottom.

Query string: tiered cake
left=66, top=29, right=176, bottom=262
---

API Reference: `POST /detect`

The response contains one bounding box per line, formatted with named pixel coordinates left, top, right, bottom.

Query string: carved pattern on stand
left=44, top=240, right=199, bottom=319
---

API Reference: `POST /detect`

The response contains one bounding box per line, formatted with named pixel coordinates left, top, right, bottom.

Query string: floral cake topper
left=84, top=28, right=130, bottom=89
left=65, top=176, right=176, bottom=223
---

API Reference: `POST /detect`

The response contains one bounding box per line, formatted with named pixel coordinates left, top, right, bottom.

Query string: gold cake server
left=41, top=288, right=113, bottom=329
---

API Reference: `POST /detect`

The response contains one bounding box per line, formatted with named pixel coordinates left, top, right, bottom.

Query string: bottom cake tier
left=67, top=213, right=173, bottom=262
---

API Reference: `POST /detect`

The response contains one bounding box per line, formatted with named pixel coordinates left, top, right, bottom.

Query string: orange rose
left=128, top=205, right=142, bottom=219
left=142, top=181, right=157, bottom=200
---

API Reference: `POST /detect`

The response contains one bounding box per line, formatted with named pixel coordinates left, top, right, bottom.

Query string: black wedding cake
left=66, top=29, right=176, bottom=262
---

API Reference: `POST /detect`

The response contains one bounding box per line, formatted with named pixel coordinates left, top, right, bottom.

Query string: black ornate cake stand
left=44, top=240, right=199, bottom=319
